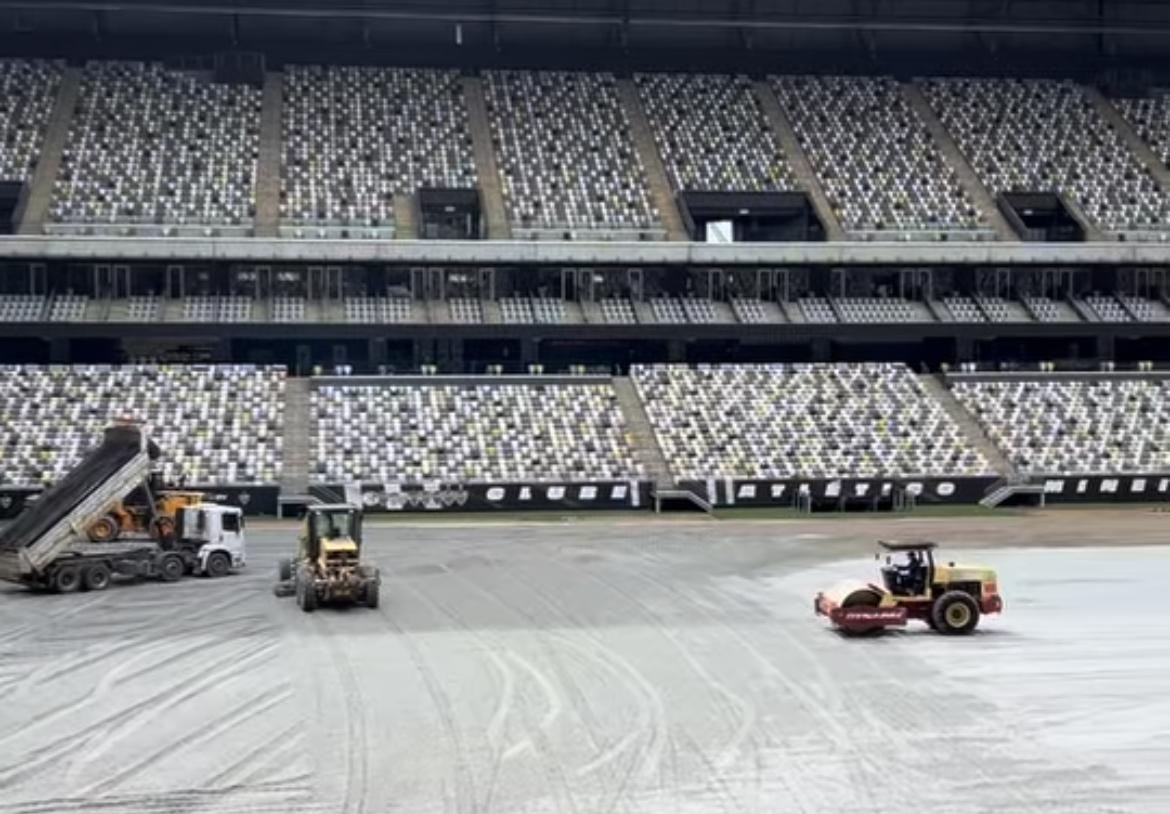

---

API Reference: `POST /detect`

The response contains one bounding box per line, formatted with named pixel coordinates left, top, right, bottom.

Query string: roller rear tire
left=931, top=591, right=980, bottom=635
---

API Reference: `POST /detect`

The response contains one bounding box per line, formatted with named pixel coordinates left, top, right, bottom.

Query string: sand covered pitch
left=0, top=514, right=1168, bottom=813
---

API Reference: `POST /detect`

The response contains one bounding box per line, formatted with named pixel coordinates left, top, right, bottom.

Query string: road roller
left=814, top=540, right=1003, bottom=635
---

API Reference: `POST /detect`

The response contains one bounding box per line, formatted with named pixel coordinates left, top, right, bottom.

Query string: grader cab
left=275, top=504, right=380, bottom=612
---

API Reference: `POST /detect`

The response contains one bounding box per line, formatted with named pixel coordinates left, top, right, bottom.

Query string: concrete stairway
left=393, top=193, right=417, bottom=239
left=254, top=71, right=284, bottom=238
left=753, top=80, right=845, bottom=241
left=481, top=299, right=502, bottom=324
left=19, top=67, right=81, bottom=234
left=280, top=377, right=312, bottom=495
left=902, top=83, right=1018, bottom=242
left=580, top=300, right=604, bottom=324
left=613, top=377, right=673, bottom=488
left=462, top=76, right=511, bottom=239
left=616, top=79, right=687, bottom=241
left=919, top=374, right=1018, bottom=479
left=1061, top=195, right=1107, bottom=242
left=1085, top=86, right=1170, bottom=196
left=632, top=299, right=655, bottom=325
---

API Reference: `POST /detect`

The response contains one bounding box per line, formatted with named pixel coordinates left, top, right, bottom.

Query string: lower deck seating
left=0, top=365, right=285, bottom=486
left=310, top=381, right=643, bottom=484
left=952, top=377, right=1170, bottom=475
left=632, top=363, right=991, bottom=480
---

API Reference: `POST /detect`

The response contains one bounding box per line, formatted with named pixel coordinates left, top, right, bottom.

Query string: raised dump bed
left=0, top=423, right=166, bottom=590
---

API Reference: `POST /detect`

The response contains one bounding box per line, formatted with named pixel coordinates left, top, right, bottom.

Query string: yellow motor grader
left=274, top=504, right=380, bottom=612
left=814, top=541, right=1003, bottom=635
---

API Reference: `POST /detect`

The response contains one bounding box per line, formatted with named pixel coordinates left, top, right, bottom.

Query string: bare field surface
left=1, top=513, right=1169, bottom=812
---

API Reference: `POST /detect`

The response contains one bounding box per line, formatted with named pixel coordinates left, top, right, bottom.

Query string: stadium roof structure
left=3, top=0, right=1170, bottom=75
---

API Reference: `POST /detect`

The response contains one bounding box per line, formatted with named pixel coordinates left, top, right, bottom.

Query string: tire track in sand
left=76, top=686, right=293, bottom=797
left=0, top=637, right=278, bottom=788
left=457, top=561, right=666, bottom=814
left=315, top=614, right=370, bottom=814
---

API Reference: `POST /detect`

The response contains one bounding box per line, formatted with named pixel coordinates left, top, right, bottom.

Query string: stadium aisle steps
left=615, top=78, right=688, bottom=242
left=920, top=374, right=1017, bottom=479
left=1085, top=85, right=1170, bottom=199
left=752, top=80, right=846, bottom=241
left=393, top=193, right=418, bottom=239
left=613, top=377, right=674, bottom=488
left=901, top=82, right=1018, bottom=242
left=20, top=67, right=80, bottom=235
left=281, top=377, right=312, bottom=494
left=255, top=71, right=283, bottom=237
left=1060, top=195, right=1108, bottom=241
left=462, top=75, right=511, bottom=240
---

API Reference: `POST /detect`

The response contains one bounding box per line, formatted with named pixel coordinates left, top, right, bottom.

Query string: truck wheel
left=205, top=551, right=231, bottom=578
left=365, top=581, right=380, bottom=609
left=931, top=591, right=980, bottom=635
left=278, top=558, right=293, bottom=582
left=159, top=554, right=185, bottom=582
left=83, top=563, right=112, bottom=592
left=53, top=565, right=82, bottom=593
left=87, top=516, right=119, bottom=543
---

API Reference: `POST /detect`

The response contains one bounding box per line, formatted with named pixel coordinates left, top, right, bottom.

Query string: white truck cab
left=176, top=504, right=247, bottom=577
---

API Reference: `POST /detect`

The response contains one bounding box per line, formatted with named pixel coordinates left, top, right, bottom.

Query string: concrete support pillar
left=955, top=337, right=975, bottom=364
left=811, top=338, right=831, bottom=363
left=368, top=338, right=388, bottom=371
left=1097, top=334, right=1116, bottom=362
left=49, top=338, right=69, bottom=364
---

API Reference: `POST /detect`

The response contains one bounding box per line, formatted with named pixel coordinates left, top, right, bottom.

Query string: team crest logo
left=363, top=491, right=385, bottom=508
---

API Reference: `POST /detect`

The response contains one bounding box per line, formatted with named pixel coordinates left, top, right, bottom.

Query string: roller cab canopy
left=877, top=540, right=938, bottom=553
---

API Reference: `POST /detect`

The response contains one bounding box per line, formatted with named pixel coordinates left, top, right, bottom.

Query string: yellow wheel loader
left=274, top=504, right=380, bottom=612
left=86, top=489, right=206, bottom=544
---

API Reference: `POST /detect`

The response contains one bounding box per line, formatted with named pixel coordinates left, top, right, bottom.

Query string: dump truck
left=814, top=540, right=1003, bottom=635
left=274, top=504, right=380, bottom=612
left=0, top=423, right=245, bottom=592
